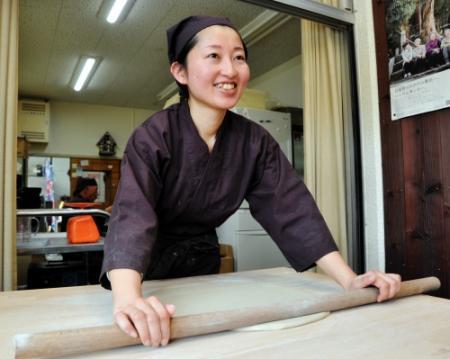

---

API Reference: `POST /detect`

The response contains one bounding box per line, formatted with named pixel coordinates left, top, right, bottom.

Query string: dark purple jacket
left=100, top=100, right=337, bottom=288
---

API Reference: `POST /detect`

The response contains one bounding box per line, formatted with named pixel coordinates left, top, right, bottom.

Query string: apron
left=144, top=231, right=221, bottom=280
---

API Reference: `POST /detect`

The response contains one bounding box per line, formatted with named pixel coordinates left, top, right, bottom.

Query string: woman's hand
left=348, top=270, right=401, bottom=302
left=316, top=251, right=402, bottom=302
left=114, top=295, right=176, bottom=347
left=109, top=269, right=176, bottom=347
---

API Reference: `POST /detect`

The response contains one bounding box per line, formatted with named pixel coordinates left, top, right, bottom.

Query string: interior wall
left=27, top=101, right=156, bottom=158
left=249, top=55, right=303, bottom=108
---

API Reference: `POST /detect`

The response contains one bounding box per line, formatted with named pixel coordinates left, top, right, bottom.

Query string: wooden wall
left=373, top=1, right=450, bottom=299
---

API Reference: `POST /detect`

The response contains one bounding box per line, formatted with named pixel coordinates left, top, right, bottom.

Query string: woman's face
left=81, top=185, right=98, bottom=202
left=174, top=25, right=250, bottom=112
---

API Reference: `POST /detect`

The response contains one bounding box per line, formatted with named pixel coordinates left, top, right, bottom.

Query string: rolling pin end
left=14, top=333, right=32, bottom=359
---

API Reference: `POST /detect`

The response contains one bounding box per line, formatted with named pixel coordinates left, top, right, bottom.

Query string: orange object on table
left=67, top=215, right=100, bottom=244
left=64, top=202, right=101, bottom=209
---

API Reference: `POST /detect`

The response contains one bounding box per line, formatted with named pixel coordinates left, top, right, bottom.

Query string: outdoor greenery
left=386, top=0, right=450, bottom=54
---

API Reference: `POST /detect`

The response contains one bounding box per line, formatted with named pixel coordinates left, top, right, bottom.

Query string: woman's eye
left=207, top=53, right=219, bottom=59
left=235, top=55, right=246, bottom=62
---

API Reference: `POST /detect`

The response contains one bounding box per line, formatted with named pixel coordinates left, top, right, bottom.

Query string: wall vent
left=18, top=100, right=50, bottom=143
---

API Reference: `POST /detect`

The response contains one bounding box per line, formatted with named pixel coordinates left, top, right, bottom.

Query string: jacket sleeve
left=99, top=124, right=167, bottom=289
left=245, top=134, right=338, bottom=272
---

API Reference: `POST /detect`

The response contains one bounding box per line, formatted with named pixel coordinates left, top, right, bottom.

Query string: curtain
left=0, top=0, right=19, bottom=290
left=301, top=0, right=350, bottom=262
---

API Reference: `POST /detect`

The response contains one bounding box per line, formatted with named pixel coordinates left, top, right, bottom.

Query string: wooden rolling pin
left=15, top=276, right=440, bottom=358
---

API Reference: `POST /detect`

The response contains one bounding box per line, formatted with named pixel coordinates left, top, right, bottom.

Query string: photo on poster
left=385, top=0, right=450, bottom=120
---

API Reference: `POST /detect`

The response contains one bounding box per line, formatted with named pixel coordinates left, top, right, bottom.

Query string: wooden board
left=372, top=0, right=450, bottom=300
left=2, top=267, right=450, bottom=358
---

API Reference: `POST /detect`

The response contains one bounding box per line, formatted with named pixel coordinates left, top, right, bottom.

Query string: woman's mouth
left=215, top=82, right=237, bottom=90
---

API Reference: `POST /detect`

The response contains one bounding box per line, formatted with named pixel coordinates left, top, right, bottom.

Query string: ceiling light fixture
left=107, top=0, right=128, bottom=23
left=97, top=0, right=136, bottom=24
left=71, top=56, right=101, bottom=92
left=74, top=58, right=95, bottom=91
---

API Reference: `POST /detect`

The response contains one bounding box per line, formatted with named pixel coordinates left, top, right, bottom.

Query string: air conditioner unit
left=18, top=100, right=50, bottom=143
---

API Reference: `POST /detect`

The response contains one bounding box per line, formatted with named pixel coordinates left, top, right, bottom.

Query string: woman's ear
left=170, top=62, right=187, bottom=85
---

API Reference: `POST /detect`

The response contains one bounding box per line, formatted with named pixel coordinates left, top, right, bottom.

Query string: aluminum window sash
left=240, top=0, right=354, bottom=29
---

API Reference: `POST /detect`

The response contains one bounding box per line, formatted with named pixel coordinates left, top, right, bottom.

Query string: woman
left=425, top=31, right=442, bottom=68
left=71, top=177, right=99, bottom=202
left=441, top=28, right=450, bottom=64
left=100, top=16, right=401, bottom=347
left=412, top=37, right=426, bottom=74
left=401, top=41, right=414, bottom=78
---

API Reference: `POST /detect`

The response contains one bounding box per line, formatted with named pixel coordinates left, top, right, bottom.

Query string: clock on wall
left=96, top=132, right=117, bottom=156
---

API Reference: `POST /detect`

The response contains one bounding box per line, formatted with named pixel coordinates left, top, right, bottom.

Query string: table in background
left=16, top=232, right=104, bottom=256
left=17, top=209, right=109, bottom=289
left=17, top=232, right=104, bottom=288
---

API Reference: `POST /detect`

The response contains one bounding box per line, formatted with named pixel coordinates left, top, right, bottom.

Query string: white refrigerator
left=217, top=108, right=292, bottom=271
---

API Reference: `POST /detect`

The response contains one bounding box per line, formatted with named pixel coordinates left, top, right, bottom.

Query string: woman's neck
left=188, top=98, right=226, bottom=152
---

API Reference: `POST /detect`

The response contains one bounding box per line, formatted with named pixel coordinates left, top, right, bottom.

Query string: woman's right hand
left=109, top=269, right=176, bottom=347
left=114, top=295, right=176, bottom=347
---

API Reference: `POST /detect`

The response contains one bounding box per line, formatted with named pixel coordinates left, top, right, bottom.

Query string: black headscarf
left=167, top=15, right=241, bottom=63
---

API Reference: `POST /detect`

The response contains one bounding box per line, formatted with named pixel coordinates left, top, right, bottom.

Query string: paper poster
left=390, top=68, right=450, bottom=119
left=385, top=0, right=450, bottom=120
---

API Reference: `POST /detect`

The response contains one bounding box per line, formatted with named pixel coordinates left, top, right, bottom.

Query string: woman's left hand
left=348, top=270, right=401, bottom=302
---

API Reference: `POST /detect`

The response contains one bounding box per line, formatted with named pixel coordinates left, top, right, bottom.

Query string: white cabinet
left=217, top=209, right=290, bottom=271
left=217, top=108, right=293, bottom=271
left=232, top=107, right=292, bottom=163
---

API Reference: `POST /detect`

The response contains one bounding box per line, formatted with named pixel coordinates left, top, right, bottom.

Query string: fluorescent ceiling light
left=73, top=57, right=97, bottom=92
left=106, top=0, right=128, bottom=24
left=97, top=0, right=135, bottom=24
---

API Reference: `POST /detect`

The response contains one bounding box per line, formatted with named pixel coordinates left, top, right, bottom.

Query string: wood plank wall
left=372, top=1, right=450, bottom=299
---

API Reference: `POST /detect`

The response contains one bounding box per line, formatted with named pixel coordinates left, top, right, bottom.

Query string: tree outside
left=386, top=0, right=450, bottom=82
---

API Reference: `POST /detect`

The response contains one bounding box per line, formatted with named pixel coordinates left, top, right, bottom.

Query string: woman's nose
left=220, top=57, right=238, bottom=77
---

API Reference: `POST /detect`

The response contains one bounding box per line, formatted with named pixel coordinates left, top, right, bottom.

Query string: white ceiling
left=19, top=0, right=300, bottom=110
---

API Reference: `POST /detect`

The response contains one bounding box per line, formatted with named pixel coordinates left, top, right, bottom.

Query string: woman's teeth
left=215, top=83, right=236, bottom=90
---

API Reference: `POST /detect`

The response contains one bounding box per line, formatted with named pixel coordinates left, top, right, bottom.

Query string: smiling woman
left=170, top=25, right=250, bottom=119
left=168, top=18, right=250, bottom=148
left=13, top=0, right=376, bottom=293
left=100, top=13, right=401, bottom=349
left=102, top=15, right=326, bottom=347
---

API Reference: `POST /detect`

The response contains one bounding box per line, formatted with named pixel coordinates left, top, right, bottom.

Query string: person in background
left=101, top=15, right=401, bottom=348
left=70, top=177, right=99, bottom=202
left=401, top=41, right=414, bottom=78
left=412, top=37, right=426, bottom=74
left=69, top=177, right=113, bottom=213
left=62, top=177, right=110, bottom=235
left=441, top=28, right=450, bottom=64
left=425, top=31, right=442, bottom=68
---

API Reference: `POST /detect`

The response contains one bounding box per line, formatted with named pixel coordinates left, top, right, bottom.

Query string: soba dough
left=235, top=311, right=330, bottom=331
left=144, top=277, right=331, bottom=331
